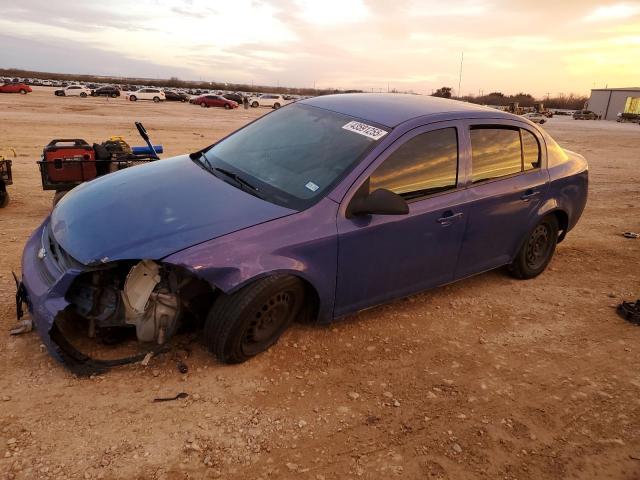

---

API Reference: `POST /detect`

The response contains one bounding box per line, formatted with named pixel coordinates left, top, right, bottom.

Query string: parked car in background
left=223, top=93, right=244, bottom=104
left=125, top=88, right=165, bottom=102
left=54, top=85, right=92, bottom=97
left=41, top=80, right=54, bottom=87
left=192, top=95, right=238, bottom=109
left=573, top=110, right=598, bottom=120
left=91, top=86, right=120, bottom=98
left=522, top=112, right=547, bottom=124
left=164, top=90, right=190, bottom=102
left=18, top=94, right=588, bottom=372
left=0, top=82, right=32, bottom=94
left=249, top=94, right=286, bottom=109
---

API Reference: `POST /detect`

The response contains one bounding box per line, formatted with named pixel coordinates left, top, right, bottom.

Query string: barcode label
left=342, top=121, right=388, bottom=140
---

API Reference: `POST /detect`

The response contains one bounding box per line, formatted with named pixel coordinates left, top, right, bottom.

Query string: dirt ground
left=1, top=87, right=639, bottom=480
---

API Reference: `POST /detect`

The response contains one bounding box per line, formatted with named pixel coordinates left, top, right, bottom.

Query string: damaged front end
left=19, top=218, right=213, bottom=375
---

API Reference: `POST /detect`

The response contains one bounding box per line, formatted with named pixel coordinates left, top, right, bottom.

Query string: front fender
left=163, top=198, right=340, bottom=323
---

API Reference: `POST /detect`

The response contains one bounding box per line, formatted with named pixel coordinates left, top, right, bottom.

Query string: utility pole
left=458, top=51, right=464, bottom=98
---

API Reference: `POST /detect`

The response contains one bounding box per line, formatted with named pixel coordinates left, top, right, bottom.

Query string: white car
left=125, top=88, right=166, bottom=103
left=522, top=112, right=547, bottom=124
left=54, top=85, right=92, bottom=97
left=249, top=94, right=287, bottom=109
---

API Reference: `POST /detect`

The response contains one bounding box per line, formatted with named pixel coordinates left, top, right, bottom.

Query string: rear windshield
left=202, top=104, right=387, bottom=210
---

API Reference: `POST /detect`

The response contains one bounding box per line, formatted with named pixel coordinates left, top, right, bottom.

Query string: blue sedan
left=19, top=94, right=588, bottom=372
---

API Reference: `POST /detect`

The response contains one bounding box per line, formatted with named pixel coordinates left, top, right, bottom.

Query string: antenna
left=458, top=51, right=464, bottom=98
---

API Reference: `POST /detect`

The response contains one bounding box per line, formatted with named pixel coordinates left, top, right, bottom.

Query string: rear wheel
left=204, top=276, right=305, bottom=364
left=110, top=93, right=117, bottom=98
left=80, top=92, right=87, bottom=97
left=153, top=96, right=160, bottom=103
left=509, top=215, right=559, bottom=279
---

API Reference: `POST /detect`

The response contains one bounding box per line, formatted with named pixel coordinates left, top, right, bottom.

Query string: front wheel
left=80, top=92, right=87, bottom=97
left=200, top=102, right=207, bottom=108
left=273, top=102, right=281, bottom=109
left=110, top=93, right=117, bottom=98
left=509, top=215, right=559, bottom=279
left=251, top=101, right=258, bottom=108
left=224, top=103, right=230, bottom=110
left=153, top=96, right=160, bottom=103
left=19, top=89, right=27, bottom=95
left=204, top=276, right=305, bottom=364
left=129, top=95, right=137, bottom=101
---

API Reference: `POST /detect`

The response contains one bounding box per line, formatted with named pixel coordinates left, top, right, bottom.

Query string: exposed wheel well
left=550, top=210, right=569, bottom=243
left=224, top=273, right=320, bottom=324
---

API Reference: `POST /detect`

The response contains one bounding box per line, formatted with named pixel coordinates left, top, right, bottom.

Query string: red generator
left=41, top=139, right=97, bottom=188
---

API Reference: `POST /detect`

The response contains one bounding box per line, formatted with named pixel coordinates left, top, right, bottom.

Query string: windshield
left=201, top=104, right=387, bottom=210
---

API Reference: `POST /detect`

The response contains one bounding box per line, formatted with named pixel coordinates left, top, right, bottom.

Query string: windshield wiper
left=190, top=150, right=214, bottom=171
left=214, top=167, right=260, bottom=192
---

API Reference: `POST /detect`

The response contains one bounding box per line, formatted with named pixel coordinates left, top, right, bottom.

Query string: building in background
left=587, top=87, right=640, bottom=121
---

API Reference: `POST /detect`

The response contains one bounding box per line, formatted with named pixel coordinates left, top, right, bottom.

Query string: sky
left=0, top=0, right=638, bottom=96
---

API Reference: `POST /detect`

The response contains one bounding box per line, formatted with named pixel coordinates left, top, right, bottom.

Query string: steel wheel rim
left=525, top=224, right=551, bottom=270
left=242, top=291, right=295, bottom=355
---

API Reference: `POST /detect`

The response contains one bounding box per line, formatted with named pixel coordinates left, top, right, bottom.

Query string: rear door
left=455, top=121, right=549, bottom=278
left=335, top=122, right=468, bottom=316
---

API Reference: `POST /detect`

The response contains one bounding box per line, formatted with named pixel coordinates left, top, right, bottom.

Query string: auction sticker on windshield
left=342, top=121, right=388, bottom=140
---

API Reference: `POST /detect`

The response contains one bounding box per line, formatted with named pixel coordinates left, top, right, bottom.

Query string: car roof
left=299, top=93, right=512, bottom=128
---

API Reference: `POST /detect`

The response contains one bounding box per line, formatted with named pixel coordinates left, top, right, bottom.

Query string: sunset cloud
left=0, top=0, right=637, bottom=96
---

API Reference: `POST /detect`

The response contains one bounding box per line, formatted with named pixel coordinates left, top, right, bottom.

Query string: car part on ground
left=617, top=299, right=640, bottom=325
left=0, top=148, right=16, bottom=208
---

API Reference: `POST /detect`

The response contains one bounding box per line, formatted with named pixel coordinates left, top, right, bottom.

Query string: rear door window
left=470, top=128, right=521, bottom=182
left=470, top=126, right=541, bottom=182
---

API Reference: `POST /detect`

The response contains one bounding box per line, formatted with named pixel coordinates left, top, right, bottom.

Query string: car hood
left=50, top=155, right=295, bottom=265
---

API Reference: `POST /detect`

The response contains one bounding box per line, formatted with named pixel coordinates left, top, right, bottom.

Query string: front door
left=335, top=124, right=468, bottom=317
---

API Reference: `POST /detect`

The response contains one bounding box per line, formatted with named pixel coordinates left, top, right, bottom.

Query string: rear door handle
left=520, top=189, right=540, bottom=201
left=436, top=211, right=463, bottom=225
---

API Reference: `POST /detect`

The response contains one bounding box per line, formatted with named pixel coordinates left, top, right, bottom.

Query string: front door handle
left=436, top=211, right=463, bottom=225
left=520, top=189, right=540, bottom=201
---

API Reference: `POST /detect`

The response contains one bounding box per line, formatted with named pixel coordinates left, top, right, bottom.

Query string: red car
left=192, top=94, right=238, bottom=109
left=0, top=83, right=32, bottom=94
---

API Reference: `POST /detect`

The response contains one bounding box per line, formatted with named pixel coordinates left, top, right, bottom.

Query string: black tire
left=509, top=215, right=559, bottom=279
left=204, top=276, right=305, bottom=364
left=130, top=95, right=137, bottom=101
left=251, top=101, right=259, bottom=108
left=19, top=89, right=27, bottom=95
left=224, top=103, right=230, bottom=110
left=80, top=92, right=87, bottom=97
left=0, top=189, right=9, bottom=208
left=273, top=102, right=281, bottom=109
left=110, top=93, right=117, bottom=98
left=153, top=96, right=160, bottom=103
left=52, top=190, right=68, bottom=207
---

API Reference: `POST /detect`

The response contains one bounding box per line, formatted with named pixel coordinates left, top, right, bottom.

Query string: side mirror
left=348, top=188, right=409, bottom=217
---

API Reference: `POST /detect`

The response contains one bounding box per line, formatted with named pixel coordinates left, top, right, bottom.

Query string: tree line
left=432, top=86, right=587, bottom=110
